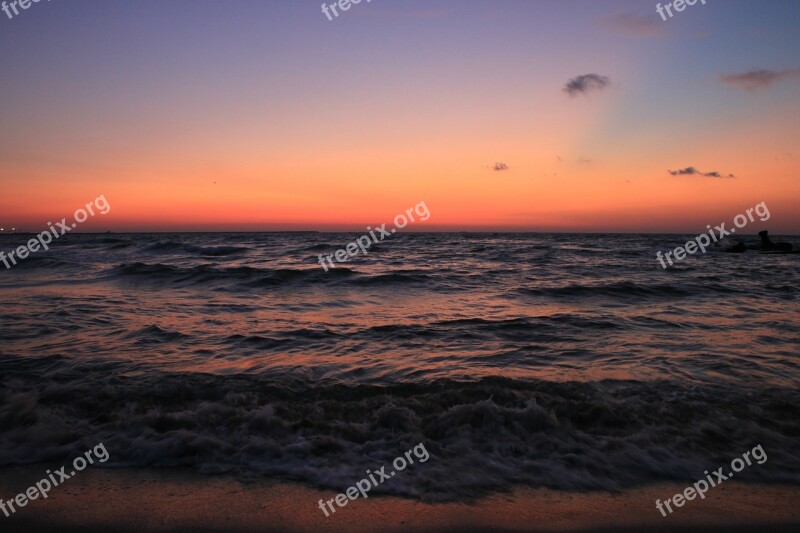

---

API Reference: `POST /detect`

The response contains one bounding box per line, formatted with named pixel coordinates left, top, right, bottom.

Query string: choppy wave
left=0, top=358, right=798, bottom=500
left=1, top=232, right=799, bottom=499
left=517, top=281, right=726, bottom=299
left=108, top=262, right=355, bottom=288
left=144, top=241, right=249, bottom=256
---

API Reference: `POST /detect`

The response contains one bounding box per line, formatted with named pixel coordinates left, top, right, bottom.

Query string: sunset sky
left=1, top=0, right=799, bottom=233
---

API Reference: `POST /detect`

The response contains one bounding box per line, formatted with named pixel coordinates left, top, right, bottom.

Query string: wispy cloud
left=668, top=166, right=735, bottom=178
left=602, top=13, right=665, bottom=37
left=721, top=68, right=800, bottom=90
left=493, top=162, right=509, bottom=171
left=563, top=74, right=611, bottom=97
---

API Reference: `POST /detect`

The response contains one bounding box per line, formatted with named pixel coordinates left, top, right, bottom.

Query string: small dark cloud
left=493, top=162, right=509, bottom=171
left=563, top=74, right=611, bottom=97
left=668, top=166, right=735, bottom=178
left=669, top=167, right=699, bottom=176
left=602, top=13, right=665, bottom=37
left=721, top=68, right=800, bottom=90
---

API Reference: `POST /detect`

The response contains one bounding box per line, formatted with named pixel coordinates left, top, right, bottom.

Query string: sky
left=1, top=0, right=799, bottom=233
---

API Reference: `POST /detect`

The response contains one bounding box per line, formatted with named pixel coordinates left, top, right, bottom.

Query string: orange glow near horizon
left=2, top=1, right=799, bottom=233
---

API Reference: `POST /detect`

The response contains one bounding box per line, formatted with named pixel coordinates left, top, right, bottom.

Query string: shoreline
left=1, top=467, right=798, bottom=532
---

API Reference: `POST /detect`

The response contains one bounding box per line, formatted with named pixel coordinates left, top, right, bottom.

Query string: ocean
left=0, top=232, right=798, bottom=501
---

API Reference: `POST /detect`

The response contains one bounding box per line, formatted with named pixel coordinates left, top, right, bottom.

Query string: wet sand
left=0, top=467, right=798, bottom=532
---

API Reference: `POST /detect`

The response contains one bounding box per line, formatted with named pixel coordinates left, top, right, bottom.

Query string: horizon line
left=1, top=230, right=798, bottom=237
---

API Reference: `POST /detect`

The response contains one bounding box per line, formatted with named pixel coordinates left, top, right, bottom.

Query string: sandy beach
left=1, top=467, right=799, bottom=532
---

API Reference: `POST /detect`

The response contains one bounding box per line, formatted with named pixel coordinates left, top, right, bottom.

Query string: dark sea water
left=1, top=232, right=798, bottom=500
